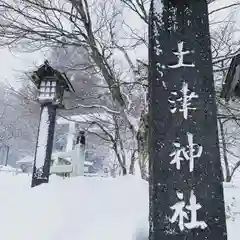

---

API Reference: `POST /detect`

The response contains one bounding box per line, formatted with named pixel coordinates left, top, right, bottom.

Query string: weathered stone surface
left=148, top=1, right=228, bottom=239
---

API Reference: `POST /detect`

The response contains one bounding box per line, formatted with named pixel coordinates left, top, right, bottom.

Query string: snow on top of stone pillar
left=153, top=0, right=163, bottom=14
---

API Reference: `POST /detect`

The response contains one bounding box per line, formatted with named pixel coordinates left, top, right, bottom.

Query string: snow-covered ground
left=223, top=182, right=240, bottom=240
left=0, top=173, right=239, bottom=240
left=0, top=173, right=148, bottom=240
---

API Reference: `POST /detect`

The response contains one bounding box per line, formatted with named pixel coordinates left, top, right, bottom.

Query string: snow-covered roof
left=84, top=161, right=93, bottom=166
left=16, top=156, right=34, bottom=164
left=0, top=165, right=18, bottom=172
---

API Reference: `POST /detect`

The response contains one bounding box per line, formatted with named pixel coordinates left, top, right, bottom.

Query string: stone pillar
left=71, top=131, right=85, bottom=177
left=66, top=122, right=76, bottom=152
left=148, top=1, right=227, bottom=240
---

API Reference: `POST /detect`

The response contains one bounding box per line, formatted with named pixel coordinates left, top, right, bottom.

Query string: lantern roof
left=220, top=53, right=240, bottom=101
left=31, top=60, right=75, bottom=92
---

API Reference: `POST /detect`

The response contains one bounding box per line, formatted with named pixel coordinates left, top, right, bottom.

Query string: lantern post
left=30, top=60, right=74, bottom=187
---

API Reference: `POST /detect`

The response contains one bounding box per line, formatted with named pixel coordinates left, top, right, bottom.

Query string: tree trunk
left=122, top=166, right=127, bottom=175
left=137, top=111, right=149, bottom=180
left=113, top=142, right=127, bottom=176
left=218, top=118, right=230, bottom=182
left=129, top=150, right=137, bottom=175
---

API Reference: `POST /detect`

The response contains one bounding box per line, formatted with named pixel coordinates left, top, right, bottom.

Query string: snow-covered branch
left=120, top=0, right=148, bottom=24
left=209, top=3, right=240, bottom=16
left=65, top=104, right=120, bottom=115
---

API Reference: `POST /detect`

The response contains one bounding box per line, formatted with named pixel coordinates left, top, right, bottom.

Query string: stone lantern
left=30, top=60, right=74, bottom=187
left=31, top=60, right=74, bottom=107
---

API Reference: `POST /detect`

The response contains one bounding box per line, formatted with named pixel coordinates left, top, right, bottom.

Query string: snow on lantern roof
left=220, top=53, right=240, bottom=102
left=30, top=60, right=75, bottom=93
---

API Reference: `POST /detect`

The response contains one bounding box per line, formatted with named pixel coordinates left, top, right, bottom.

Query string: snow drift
left=0, top=174, right=148, bottom=240
left=0, top=172, right=239, bottom=240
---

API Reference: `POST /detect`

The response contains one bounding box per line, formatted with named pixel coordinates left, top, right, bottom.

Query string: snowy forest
left=0, top=0, right=239, bottom=181
left=0, top=0, right=239, bottom=239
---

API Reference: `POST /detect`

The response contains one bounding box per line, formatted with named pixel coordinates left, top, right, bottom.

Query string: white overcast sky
left=0, top=48, right=47, bottom=89
left=0, top=0, right=239, bottom=90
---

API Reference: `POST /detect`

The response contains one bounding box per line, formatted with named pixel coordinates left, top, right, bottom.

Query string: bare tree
left=1, top=0, right=240, bottom=178
left=208, top=2, right=240, bottom=181
left=59, top=109, right=137, bottom=176
left=217, top=99, right=240, bottom=182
